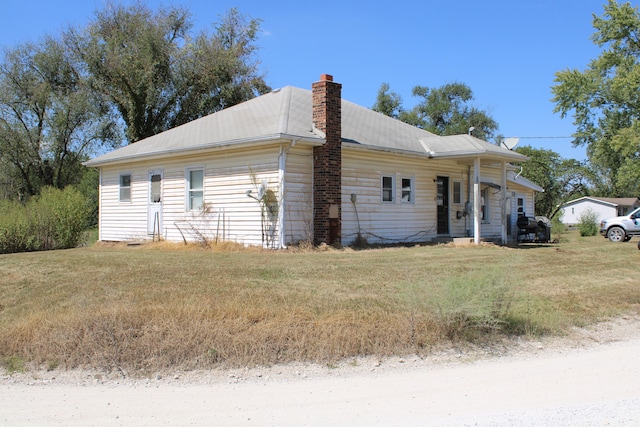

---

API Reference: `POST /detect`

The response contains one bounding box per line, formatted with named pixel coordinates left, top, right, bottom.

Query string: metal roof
left=507, top=171, right=544, bottom=192
left=85, top=86, right=528, bottom=167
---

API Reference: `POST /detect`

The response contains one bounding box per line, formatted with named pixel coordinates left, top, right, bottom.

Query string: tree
left=552, top=0, right=640, bottom=197
left=372, top=82, right=499, bottom=140
left=0, top=37, right=117, bottom=200
left=372, top=83, right=403, bottom=118
left=513, top=146, right=590, bottom=219
left=65, top=4, right=270, bottom=143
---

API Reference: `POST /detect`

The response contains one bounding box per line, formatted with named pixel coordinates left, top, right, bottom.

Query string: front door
left=148, top=169, right=163, bottom=236
left=437, top=176, right=449, bottom=235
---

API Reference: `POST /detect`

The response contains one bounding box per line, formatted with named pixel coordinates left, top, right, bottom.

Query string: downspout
left=277, top=139, right=298, bottom=249
left=98, top=168, right=102, bottom=242
left=501, top=161, right=507, bottom=245
left=473, top=157, right=481, bottom=245
left=278, top=145, right=286, bottom=249
left=466, top=165, right=471, bottom=237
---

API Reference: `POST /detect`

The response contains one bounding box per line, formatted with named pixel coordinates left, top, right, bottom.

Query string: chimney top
left=319, top=73, right=333, bottom=82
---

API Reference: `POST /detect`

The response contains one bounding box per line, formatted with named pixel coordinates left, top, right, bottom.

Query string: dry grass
left=1, top=232, right=639, bottom=375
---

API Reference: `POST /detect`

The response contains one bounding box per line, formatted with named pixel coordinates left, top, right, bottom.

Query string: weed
left=4, top=356, right=25, bottom=373
left=0, top=231, right=638, bottom=374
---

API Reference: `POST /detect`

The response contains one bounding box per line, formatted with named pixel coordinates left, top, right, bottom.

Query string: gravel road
left=2, top=315, right=640, bottom=426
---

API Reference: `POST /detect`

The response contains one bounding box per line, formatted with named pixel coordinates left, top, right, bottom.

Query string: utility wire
left=505, top=136, right=574, bottom=139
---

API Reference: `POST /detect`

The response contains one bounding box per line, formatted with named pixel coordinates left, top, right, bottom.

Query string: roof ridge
left=275, top=86, right=292, bottom=134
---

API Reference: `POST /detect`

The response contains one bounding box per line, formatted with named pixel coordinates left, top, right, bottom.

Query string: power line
left=505, top=136, right=574, bottom=139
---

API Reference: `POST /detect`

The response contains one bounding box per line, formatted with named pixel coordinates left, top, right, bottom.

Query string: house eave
left=84, top=133, right=323, bottom=167
left=343, top=141, right=529, bottom=163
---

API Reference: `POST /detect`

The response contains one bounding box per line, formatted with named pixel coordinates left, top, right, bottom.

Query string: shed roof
left=86, top=86, right=528, bottom=167
left=562, top=196, right=640, bottom=208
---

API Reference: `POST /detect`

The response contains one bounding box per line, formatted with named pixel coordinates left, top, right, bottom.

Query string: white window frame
left=186, top=167, right=204, bottom=212
left=452, top=180, right=462, bottom=205
left=401, top=176, right=414, bottom=204
left=481, top=187, right=490, bottom=223
left=381, top=175, right=395, bottom=203
left=119, top=173, right=132, bottom=203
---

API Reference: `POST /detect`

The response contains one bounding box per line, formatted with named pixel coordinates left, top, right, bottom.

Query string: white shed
left=560, top=197, right=640, bottom=226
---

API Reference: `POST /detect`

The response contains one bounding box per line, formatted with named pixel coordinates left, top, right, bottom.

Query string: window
left=119, top=174, right=131, bottom=202
left=187, top=168, right=204, bottom=211
left=401, top=177, right=414, bottom=203
left=481, top=187, right=489, bottom=222
left=517, top=196, right=525, bottom=217
left=382, top=175, right=394, bottom=203
left=452, top=181, right=462, bottom=204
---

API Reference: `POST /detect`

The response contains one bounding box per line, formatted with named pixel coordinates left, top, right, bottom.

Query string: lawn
left=1, top=231, right=639, bottom=374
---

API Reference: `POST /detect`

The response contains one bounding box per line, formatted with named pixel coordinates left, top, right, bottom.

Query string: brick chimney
left=312, top=74, right=342, bottom=246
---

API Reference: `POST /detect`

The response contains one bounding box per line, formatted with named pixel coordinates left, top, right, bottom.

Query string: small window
left=481, top=187, right=489, bottom=222
left=517, top=197, right=525, bottom=217
left=401, top=177, right=413, bottom=203
left=453, top=181, right=462, bottom=204
left=187, top=168, right=204, bottom=211
left=382, top=175, right=394, bottom=203
left=119, top=174, right=131, bottom=202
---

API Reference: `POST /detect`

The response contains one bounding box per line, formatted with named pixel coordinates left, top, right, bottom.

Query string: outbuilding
left=560, top=197, right=640, bottom=226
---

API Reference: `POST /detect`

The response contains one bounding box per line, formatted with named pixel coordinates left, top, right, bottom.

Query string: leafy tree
left=552, top=0, right=640, bottom=196
left=372, top=83, right=403, bottom=118
left=65, top=4, right=270, bottom=143
left=513, top=146, right=590, bottom=219
left=372, top=82, right=498, bottom=140
left=0, top=37, right=117, bottom=200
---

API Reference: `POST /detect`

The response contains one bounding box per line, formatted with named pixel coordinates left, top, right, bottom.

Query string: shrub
left=0, top=186, right=91, bottom=253
left=0, top=200, right=39, bottom=253
left=577, top=208, right=599, bottom=237
left=551, top=214, right=567, bottom=241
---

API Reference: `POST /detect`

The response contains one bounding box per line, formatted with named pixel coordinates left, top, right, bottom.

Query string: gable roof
left=562, top=196, right=640, bottom=208
left=85, top=86, right=528, bottom=167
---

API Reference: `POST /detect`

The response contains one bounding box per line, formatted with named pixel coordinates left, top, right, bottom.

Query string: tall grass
left=0, top=233, right=639, bottom=375
left=0, top=187, right=91, bottom=253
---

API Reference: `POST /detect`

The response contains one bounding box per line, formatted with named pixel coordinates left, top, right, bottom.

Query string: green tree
left=65, top=4, right=270, bottom=143
left=372, top=82, right=499, bottom=140
left=514, top=146, right=590, bottom=218
left=0, top=37, right=117, bottom=200
left=372, top=83, right=403, bottom=118
left=552, top=0, right=640, bottom=196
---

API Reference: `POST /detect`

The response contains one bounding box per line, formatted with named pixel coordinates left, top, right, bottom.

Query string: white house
left=85, top=74, right=542, bottom=247
left=560, top=197, right=640, bottom=226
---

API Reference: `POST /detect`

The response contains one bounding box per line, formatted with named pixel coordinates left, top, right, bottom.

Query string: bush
left=0, top=186, right=91, bottom=254
left=578, top=208, right=599, bottom=236
left=551, top=214, right=567, bottom=241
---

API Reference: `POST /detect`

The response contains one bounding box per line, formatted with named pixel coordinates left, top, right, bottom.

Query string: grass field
left=1, top=231, right=639, bottom=375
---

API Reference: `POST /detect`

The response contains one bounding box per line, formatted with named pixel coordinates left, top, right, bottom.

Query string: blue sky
left=0, top=0, right=615, bottom=160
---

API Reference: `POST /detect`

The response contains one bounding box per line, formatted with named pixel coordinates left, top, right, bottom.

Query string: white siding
left=561, top=201, right=617, bottom=226
left=98, top=141, right=536, bottom=247
left=282, top=145, right=314, bottom=245
left=341, top=149, right=513, bottom=244
left=99, top=145, right=284, bottom=247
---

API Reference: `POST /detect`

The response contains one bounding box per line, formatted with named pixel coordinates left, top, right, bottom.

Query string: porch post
left=501, top=161, right=507, bottom=245
left=473, top=157, right=481, bottom=245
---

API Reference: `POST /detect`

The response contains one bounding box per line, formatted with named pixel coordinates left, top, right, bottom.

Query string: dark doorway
left=437, top=176, right=449, bottom=235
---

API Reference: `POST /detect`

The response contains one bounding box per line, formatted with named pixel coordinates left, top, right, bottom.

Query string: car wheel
left=607, top=226, right=626, bottom=242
